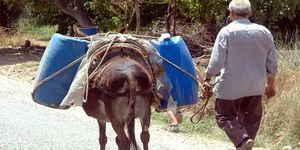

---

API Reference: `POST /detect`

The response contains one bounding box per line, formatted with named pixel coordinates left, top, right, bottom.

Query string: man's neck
left=232, top=16, right=248, bottom=20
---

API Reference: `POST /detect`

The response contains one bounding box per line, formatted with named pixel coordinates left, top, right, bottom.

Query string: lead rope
left=190, top=80, right=219, bottom=124
left=189, top=95, right=211, bottom=124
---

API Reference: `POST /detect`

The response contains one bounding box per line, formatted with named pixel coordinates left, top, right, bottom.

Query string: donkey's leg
left=140, top=102, right=151, bottom=150
left=103, top=98, right=130, bottom=150
left=97, top=120, right=107, bottom=150
left=110, top=118, right=130, bottom=150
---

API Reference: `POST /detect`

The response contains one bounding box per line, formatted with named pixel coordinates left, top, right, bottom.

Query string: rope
left=78, top=34, right=196, bottom=85
left=190, top=96, right=211, bottom=124
left=76, top=34, right=159, bottom=41
left=85, top=35, right=156, bottom=102
left=88, top=37, right=116, bottom=79
left=147, top=50, right=199, bottom=85
left=32, top=34, right=199, bottom=109
left=84, top=37, right=116, bottom=102
left=32, top=54, right=87, bottom=98
left=32, top=36, right=113, bottom=97
left=189, top=80, right=220, bottom=124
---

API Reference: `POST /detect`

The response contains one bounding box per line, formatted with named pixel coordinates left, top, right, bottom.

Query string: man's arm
left=205, top=30, right=228, bottom=77
left=265, top=32, right=278, bottom=99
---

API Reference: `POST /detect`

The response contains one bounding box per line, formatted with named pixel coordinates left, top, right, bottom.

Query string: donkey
left=82, top=55, right=154, bottom=150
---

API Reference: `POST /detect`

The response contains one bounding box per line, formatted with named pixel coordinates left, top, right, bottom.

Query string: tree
left=110, top=0, right=141, bottom=33
left=43, top=0, right=92, bottom=27
left=250, top=0, right=300, bottom=40
left=134, top=0, right=141, bottom=33
left=0, top=0, right=23, bottom=28
left=4, top=0, right=92, bottom=27
left=3, top=0, right=299, bottom=39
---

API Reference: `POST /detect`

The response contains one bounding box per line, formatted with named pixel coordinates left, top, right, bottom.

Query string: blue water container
left=150, top=36, right=198, bottom=109
left=78, top=26, right=98, bottom=36
left=32, top=33, right=89, bottom=108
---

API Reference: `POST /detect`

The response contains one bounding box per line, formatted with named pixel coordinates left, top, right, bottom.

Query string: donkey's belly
left=97, top=100, right=110, bottom=122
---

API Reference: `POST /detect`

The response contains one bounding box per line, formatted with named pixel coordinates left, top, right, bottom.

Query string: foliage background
left=1, top=0, right=300, bottom=39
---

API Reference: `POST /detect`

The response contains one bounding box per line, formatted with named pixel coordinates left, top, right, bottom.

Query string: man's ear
left=228, top=10, right=234, bottom=20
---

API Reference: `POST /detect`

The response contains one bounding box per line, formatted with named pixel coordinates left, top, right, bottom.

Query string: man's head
left=228, top=0, right=252, bottom=20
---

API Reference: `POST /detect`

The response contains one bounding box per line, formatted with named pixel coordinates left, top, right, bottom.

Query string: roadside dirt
left=0, top=45, right=44, bottom=83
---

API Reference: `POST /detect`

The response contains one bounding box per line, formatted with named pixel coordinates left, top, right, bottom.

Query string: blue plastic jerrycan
left=150, top=35, right=199, bottom=109
left=32, top=33, right=89, bottom=108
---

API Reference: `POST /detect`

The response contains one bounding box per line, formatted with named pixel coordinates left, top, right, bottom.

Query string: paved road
left=0, top=75, right=232, bottom=150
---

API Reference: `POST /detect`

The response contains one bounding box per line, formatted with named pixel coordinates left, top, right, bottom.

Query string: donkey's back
left=83, top=56, right=154, bottom=150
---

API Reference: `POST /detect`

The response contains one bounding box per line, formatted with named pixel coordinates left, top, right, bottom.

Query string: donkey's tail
left=124, top=75, right=138, bottom=149
left=125, top=76, right=136, bottom=125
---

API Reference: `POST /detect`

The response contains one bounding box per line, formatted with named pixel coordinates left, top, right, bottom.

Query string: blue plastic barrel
left=150, top=36, right=198, bottom=109
left=32, top=33, right=89, bottom=108
left=78, top=26, right=98, bottom=36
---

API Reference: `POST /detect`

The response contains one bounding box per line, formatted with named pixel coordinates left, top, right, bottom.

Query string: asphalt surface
left=0, top=75, right=232, bottom=150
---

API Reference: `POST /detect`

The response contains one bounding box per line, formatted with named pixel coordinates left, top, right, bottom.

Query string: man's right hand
left=201, top=82, right=213, bottom=99
left=265, top=85, right=275, bottom=99
left=265, top=75, right=276, bottom=99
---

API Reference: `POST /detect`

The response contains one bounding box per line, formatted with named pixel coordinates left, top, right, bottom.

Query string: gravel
left=0, top=75, right=233, bottom=150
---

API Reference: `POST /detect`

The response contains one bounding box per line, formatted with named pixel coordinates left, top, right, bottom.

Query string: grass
left=0, top=17, right=56, bottom=48
left=257, top=42, right=300, bottom=149
left=16, top=17, right=56, bottom=41
left=0, top=28, right=25, bottom=47
left=151, top=108, right=229, bottom=142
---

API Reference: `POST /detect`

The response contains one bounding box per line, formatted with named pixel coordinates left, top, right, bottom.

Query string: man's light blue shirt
left=206, top=19, right=278, bottom=100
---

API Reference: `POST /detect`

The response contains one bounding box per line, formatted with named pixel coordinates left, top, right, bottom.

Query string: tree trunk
left=165, top=4, right=171, bottom=35
left=135, top=0, right=141, bottom=34
left=50, top=0, right=91, bottom=27
left=172, top=0, right=177, bottom=36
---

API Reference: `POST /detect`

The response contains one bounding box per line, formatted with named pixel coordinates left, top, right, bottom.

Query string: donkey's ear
left=119, top=24, right=129, bottom=34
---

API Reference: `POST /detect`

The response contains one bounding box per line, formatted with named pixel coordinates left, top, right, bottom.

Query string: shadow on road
left=0, top=46, right=46, bottom=82
left=0, top=46, right=45, bottom=66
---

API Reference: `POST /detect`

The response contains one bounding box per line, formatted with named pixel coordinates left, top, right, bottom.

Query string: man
left=203, top=0, right=278, bottom=149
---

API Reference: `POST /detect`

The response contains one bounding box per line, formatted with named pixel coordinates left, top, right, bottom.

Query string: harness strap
left=90, top=84, right=153, bottom=97
left=88, top=38, right=154, bottom=82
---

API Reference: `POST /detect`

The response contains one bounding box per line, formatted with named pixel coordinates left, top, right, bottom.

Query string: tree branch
left=50, top=0, right=91, bottom=26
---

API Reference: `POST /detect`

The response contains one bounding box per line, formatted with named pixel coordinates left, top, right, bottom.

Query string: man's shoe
left=241, top=138, right=254, bottom=150
left=167, top=124, right=180, bottom=133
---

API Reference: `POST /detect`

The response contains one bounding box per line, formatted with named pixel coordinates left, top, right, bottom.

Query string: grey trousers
left=215, top=96, right=262, bottom=148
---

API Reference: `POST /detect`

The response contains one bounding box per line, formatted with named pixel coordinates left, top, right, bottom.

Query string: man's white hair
left=228, top=0, right=252, bottom=17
